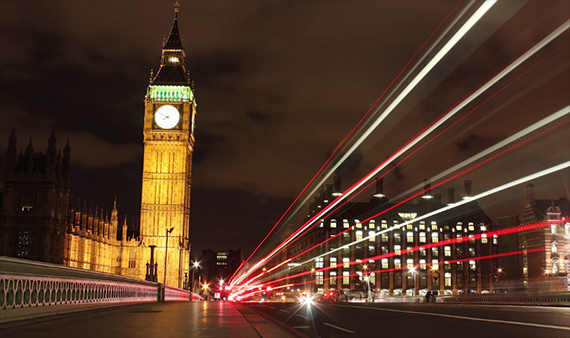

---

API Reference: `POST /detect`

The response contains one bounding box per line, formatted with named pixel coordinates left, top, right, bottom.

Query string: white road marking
left=336, top=304, right=570, bottom=331
left=292, top=326, right=311, bottom=329
left=295, top=314, right=311, bottom=320
left=279, top=309, right=289, bottom=313
left=268, top=306, right=277, bottom=309
left=323, top=323, right=355, bottom=334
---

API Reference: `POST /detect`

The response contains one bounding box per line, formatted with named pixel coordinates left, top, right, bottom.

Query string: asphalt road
left=241, top=302, right=570, bottom=338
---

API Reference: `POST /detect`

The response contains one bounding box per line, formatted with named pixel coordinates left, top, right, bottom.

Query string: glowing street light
left=190, top=261, right=200, bottom=301
left=409, top=267, right=418, bottom=298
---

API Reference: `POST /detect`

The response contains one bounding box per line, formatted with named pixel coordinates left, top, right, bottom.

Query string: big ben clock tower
left=140, top=2, right=196, bottom=287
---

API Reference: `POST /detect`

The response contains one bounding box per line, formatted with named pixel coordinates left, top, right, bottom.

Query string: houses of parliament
left=0, top=4, right=196, bottom=288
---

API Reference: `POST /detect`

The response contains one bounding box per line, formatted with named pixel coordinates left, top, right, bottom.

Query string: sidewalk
left=0, top=301, right=297, bottom=338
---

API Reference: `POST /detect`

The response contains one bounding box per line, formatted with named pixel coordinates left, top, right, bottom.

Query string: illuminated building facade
left=1, top=5, right=197, bottom=287
left=516, top=183, right=569, bottom=291
left=0, top=131, right=140, bottom=276
left=138, top=3, right=196, bottom=287
left=200, top=249, right=245, bottom=285
left=285, top=178, right=498, bottom=296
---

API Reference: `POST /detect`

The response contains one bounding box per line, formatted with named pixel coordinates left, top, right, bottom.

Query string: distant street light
left=190, top=261, right=200, bottom=301
left=164, top=227, right=174, bottom=286
left=409, top=267, right=417, bottom=298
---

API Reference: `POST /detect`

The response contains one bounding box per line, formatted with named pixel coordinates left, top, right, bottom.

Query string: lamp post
left=363, top=264, right=372, bottom=302
left=190, top=261, right=200, bottom=301
left=409, top=267, right=417, bottom=299
left=164, top=227, right=174, bottom=286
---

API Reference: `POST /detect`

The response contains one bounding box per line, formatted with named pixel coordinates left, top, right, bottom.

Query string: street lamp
left=190, top=261, right=200, bottom=301
left=363, top=264, right=372, bottom=302
left=409, top=267, right=417, bottom=298
left=164, top=227, right=174, bottom=286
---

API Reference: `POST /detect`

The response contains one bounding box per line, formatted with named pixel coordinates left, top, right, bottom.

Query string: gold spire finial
left=174, top=1, right=180, bottom=14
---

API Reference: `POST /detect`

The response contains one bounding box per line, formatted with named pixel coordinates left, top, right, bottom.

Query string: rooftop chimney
left=422, top=179, right=433, bottom=199
left=332, top=176, right=342, bottom=196
left=374, top=177, right=385, bottom=198
left=447, top=188, right=455, bottom=204
left=464, top=180, right=472, bottom=199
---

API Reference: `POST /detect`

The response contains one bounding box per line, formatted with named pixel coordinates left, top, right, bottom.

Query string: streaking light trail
left=233, top=18, right=569, bottom=286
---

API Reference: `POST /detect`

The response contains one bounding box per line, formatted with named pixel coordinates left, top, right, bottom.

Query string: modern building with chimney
left=282, top=177, right=498, bottom=296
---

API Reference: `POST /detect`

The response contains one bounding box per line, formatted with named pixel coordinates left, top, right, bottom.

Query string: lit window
left=431, top=232, right=438, bottom=243
left=469, top=260, right=476, bottom=271
left=432, top=259, right=439, bottom=270
left=468, top=223, right=475, bottom=231
left=355, top=220, right=362, bottom=229
left=316, top=257, right=324, bottom=268
left=469, top=247, right=476, bottom=257
left=394, top=233, right=401, bottom=242
left=369, top=231, right=376, bottom=240
left=444, top=246, right=451, bottom=257
left=407, top=259, right=414, bottom=269
left=382, top=233, right=389, bottom=242
left=432, top=247, right=439, bottom=256
left=551, top=224, right=557, bottom=235
left=469, top=235, right=475, bottom=243
left=356, top=230, right=363, bottom=241
left=552, top=242, right=558, bottom=253
left=419, top=259, right=426, bottom=270
left=431, top=222, right=438, bottom=231
left=407, top=223, right=413, bottom=230
left=381, top=259, right=388, bottom=269
left=330, top=271, right=337, bottom=282
left=368, top=245, right=375, bottom=254
left=480, top=225, right=487, bottom=231
left=343, top=257, right=350, bottom=268
left=168, top=56, right=180, bottom=63
left=407, top=232, right=414, bottom=242
left=316, top=271, right=323, bottom=285
left=419, top=222, right=426, bottom=230
left=444, top=272, right=451, bottom=286
left=343, top=271, right=349, bottom=285
left=456, top=224, right=462, bottom=231
left=394, top=245, right=401, bottom=255
left=330, top=257, right=337, bottom=268
left=330, top=220, right=337, bottom=228
left=419, top=232, right=426, bottom=243
left=493, top=234, right=498, bottom=244
left=343, top=219, right=350, bottom=229
left=381, top=220, right=388, bottom=229
left=481, top=234, right=488, bottom=244
left=394, top=259, right=401, bottom=269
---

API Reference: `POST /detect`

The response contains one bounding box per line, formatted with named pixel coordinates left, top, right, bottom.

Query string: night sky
left=1, top=1, right=569, bottom=259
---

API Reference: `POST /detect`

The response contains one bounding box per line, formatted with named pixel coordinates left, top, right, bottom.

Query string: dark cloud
left=0, top=0, right=568, bottom=261
left=246, top=110, right=271, bottom=122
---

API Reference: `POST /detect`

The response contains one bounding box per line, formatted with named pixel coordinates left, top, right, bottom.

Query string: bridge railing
left=0, top=256, right=199, bottom=323
left=435, top=292, right=570, bottom=306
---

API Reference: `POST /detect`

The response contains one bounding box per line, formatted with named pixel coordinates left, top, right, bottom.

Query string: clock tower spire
left=139, top=1, right=196, bottom=287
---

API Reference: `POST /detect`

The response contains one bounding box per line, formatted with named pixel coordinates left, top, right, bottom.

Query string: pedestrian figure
left=425, top=291, right=432, bottom=303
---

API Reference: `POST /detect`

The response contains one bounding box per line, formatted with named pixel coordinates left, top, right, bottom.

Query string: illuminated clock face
left=155, top=105, right=180, bottom=129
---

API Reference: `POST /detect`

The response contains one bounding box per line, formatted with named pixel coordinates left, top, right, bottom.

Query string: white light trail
left=255, top=18, right=570, bottom=275
left=233, top=2, right=498, bottom=286
left=393, top=106, right=570, bottom=201
left=289, top=161, right=570, bottom=271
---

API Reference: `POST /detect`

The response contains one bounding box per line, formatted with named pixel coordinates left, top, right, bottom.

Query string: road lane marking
left=268, top=306, right=277, bottom=309
left=292, top=326, right=311, bottom=329
left=279, top=309, right=290, bottom=313
left=335, top=304, right=570, bottom=331
left=295, top=314, right=311, bottom=319
left=323, top=323, right=355, bottom=334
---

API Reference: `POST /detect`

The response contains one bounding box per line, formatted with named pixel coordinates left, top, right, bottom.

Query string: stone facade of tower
left=138, top=5, right=196, bottom=287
